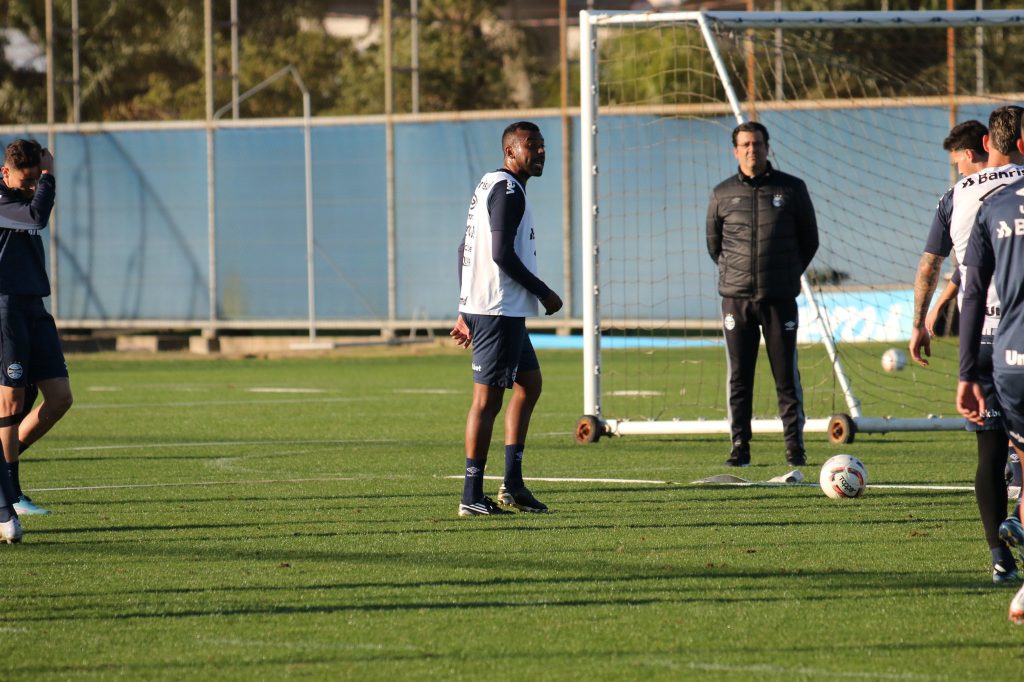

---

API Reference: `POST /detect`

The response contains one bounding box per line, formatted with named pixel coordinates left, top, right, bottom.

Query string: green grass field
left=5, top=345, right=1023, bottom=680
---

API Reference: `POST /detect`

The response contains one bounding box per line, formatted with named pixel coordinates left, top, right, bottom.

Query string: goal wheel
left=828, top=413, right=857, bottom=445
left=575, top=415, right=603, bottom=444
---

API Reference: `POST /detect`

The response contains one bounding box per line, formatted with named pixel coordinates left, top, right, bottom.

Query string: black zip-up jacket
left=706, top=162, right=818, bottom=301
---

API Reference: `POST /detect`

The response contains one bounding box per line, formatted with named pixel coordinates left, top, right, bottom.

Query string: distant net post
left=576, top=9, right=1024, bottom=444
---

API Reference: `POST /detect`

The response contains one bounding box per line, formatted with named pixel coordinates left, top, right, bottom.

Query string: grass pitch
left=5, top=346, right=1023, bottom=680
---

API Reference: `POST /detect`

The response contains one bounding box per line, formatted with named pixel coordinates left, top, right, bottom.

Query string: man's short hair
left=987, top=106, right=1024, bottom=156
left=502, top=121, right=540, bottom=151
left=943, top=120, right=987, bottom=157
left=3, top=139, right=42, bottom=170
left=731, top=121, right=769, bottom=147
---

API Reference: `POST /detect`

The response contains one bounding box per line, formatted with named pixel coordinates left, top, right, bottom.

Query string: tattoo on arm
left=912, top=253, right=944, bottom=327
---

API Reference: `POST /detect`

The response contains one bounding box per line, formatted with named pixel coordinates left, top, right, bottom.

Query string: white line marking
left=30, top=476, right=355, bottom=493
left=686, top=662, right=935, bottom=680
left=437, top=475, right=975, bottom=492
left=609, top=390, right=664, bottom=397
left=76, top=397, right=362, bottom=409
left=51, top=438, right=397, bottom=452
left=443, top=475, right=678, bottom=485
left=247, top=387, right=326, bottom=394
left=393, top=388, right=461, bottom=395
left=690, top=481, right=975, bottom=491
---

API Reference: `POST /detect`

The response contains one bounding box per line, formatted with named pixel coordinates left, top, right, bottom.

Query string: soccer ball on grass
left=819, top=454, right=868, bottom=499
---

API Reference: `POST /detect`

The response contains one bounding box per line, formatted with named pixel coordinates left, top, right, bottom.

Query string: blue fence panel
left=56, top=130, right=209, bottom=320
left=393, top=117, right=568, bottom=320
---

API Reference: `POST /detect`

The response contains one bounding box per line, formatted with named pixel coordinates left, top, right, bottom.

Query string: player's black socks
left=993, top=545, right=1017, bottom=571
left=0, top=464, right=15, bottom=522
left=462, top=458, right=485, bottom=505
left=976, top=430, right=1010, bottom=549
left=503, top=444, right=524, bottom=490
left=7, top=460, right=20, bottom=498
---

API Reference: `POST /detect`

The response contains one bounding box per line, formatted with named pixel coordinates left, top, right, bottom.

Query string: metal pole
left=303, top=90, right=315, bottom=343
left=45, top=0, right=58, bottom=319
left=745, top=0, right=756, bottom=121
left=385, top=1, right=397, bottom=332
left=579, top=11, right=601, bottom=418
left=774, top=0, right=783, bottom=101
left=411, top=0, right=419, bottom=114
left=560, top=0, right=572, bottom=322
left=231, top=0, right=239, bottom=119
left=205, top=0, right=218, bottom=338
left=72, top=0, right=80, bottom=123
left=976, top=0, right=985, bottom=95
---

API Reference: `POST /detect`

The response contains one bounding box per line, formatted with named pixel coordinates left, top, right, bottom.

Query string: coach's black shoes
left=725, top=446, right=750, bottom=467
left=785, top=448, right=807, bottom=467
left=497, top=484, right=548, bottom=512
left=458, top=496, right=511, bottom=517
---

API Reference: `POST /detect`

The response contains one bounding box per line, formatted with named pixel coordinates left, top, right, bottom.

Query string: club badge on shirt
left=772, top=194, right=785, bottom=208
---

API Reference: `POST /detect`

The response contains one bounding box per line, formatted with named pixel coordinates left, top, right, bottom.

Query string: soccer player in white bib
left=957, top=114, right=1024, bottom=620
left=451, top=122, right=562, bottom=516
left=912, top=108, right=1024, bottom=583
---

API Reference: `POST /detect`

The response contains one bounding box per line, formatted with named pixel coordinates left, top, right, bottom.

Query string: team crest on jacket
left=6, top=363, right=23, bottom=380
left=772, top=194, right=785, bottom=207
left=723, top=313, right=736, bottom=331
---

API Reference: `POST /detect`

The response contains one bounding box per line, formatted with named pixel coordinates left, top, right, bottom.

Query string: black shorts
left=996, top=370, right=1024, bottom=450
left=0, top=295, right=68, bottom=388
left=462, top=313, right=539, bottom=388
left=967, top=338, right=1003, bottom=433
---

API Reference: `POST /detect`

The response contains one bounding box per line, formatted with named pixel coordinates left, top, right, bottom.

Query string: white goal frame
left=576, top=9, right=1024, bottom=444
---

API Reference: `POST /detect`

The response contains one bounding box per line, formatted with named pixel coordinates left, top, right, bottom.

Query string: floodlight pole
left=214, top=66, right=316, bottom=344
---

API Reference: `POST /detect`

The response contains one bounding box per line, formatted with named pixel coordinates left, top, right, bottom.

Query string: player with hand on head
left=916, top=110, right=1024, bottom=583
left=452, top=121, right=562, bottom=516
left=0, top=139, right=74, bottom=536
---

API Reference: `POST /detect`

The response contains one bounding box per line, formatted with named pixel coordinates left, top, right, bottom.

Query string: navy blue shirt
left=960, top=175, right=1024, bottom=380
left=0, top=174, right=55, bottom=297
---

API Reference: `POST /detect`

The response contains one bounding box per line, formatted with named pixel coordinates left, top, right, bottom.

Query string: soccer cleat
left=724, top=447, right=750, bottom=467
left=497, top=483, right=548, bottom=513
left=14, top=495, right=49, bottom=516
left=0, top=517, right=23, bottom=544
left=785, top=449, right=807, bottom=467
left=992, top=561, right=1020, bottom=585
left=1011, top=584, right=1024, bottom=624
left=458, top=496, right=511, bottom=517
left=999, top=516, right=1024, bottom=553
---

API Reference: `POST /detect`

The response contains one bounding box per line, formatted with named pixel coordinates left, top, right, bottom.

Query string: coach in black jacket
left=706, top=121, right=819, bottom=468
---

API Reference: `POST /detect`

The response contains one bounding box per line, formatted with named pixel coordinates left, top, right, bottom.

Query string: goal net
left=576, top=10, right=1024, bottom=444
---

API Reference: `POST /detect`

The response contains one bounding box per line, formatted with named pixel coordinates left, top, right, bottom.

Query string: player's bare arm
left=956, top=380, right=987, bottom=426
left=540, top=291, right=562, bottom=316
left=909, top=252, right=944, bottom=366
left=450, top=313, right=471, bottom=349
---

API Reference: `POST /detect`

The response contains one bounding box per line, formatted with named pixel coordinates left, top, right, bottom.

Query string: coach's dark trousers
left=721, top=296, right=805, bottom=452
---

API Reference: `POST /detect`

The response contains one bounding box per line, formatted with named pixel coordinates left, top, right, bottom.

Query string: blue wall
left=1, top=106, right=979, bottom=326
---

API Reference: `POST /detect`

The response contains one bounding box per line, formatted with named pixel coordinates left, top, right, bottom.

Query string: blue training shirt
left=0, top=174, right=55, bottom=296
left=960, top=175, right=1024, bottom=380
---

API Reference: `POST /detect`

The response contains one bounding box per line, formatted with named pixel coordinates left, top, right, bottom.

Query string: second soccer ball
left=881, top=348, right=906, bottom=372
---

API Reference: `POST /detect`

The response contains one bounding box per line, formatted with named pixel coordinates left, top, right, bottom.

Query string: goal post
left=576, top=9, right=1024, bottom=445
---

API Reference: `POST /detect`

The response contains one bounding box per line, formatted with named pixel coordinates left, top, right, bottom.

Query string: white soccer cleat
left=0, top=517, right=23, bottom=544
left=1010, top=584, right=1024, bottom=625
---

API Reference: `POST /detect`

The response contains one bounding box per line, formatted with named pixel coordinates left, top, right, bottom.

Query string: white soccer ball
left=881, top=348, right=906, bottom=373
left=819, top=454, right=868, bottom=499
